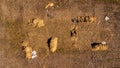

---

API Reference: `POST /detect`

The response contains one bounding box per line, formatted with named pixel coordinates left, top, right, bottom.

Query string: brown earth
left=0, top=0, right=120, bottom=68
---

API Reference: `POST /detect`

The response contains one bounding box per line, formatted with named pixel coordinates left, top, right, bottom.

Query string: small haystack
left=49, top=37, right=58, bottom=53
left=91, top=41, right=108, bottom=51
left=24, top=46, right=32, bottom=59
left=45, top=3, right=54, bottom=9
left=29, top=18, right=44, bottom=28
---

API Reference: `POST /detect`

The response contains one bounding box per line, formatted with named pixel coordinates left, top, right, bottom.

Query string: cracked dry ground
left=0, top=0, right=120, bottom=68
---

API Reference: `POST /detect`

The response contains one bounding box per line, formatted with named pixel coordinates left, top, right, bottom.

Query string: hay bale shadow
left=91, top=42, right=101, bottom=48
left=47, top=37, right=52, bottom=49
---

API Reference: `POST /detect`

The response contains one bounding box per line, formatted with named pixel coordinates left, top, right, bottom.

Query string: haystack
left=71, top=36, right=78, bottom=42
left=45, top=3, right=54, bottom=9
left=92, top=44, right=108, bottom=51
left=22, top=40, right=29, bottom=47
left=33, top=18, right=44, bottom=28
left=24, top=46, right=32, bottom=59
left=50, top=37, right=58, bottom=53
left=89, top=16, right=96, bottom=22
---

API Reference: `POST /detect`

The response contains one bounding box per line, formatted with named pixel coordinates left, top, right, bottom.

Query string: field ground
left=0, top=0, right=120, bottom=68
